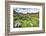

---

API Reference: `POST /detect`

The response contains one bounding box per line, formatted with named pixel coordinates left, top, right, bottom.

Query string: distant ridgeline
left=13, top=8, right=39, bottom=14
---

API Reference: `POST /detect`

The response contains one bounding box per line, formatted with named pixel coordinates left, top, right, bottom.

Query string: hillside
left=13, top=12, right=39, bottom=28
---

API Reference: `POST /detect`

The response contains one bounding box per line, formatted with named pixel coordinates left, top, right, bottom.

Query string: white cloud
left=14, top=8, right=39, bottom=13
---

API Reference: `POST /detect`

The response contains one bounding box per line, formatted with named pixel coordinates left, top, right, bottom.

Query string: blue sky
left=13, top=8, right=39, bottom=13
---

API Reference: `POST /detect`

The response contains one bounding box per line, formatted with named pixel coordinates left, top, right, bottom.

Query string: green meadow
left=13, top=13, right=39, bottom=28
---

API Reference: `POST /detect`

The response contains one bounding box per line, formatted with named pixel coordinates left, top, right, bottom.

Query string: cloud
left=13, top=8, right=39, bottom=13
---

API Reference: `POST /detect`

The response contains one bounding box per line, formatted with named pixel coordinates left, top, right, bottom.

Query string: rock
left=15, top=21, right=21, bottom=27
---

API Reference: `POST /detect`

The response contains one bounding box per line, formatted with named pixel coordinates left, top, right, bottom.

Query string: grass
left=13, top=13, right=39, bottom=28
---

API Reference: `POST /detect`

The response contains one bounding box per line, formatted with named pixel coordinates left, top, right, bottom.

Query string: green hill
left=13, top=13, right=39, bottom=28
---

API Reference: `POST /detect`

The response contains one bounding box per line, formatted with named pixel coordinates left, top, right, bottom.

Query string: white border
left=10, top=5, right=42, bottom=32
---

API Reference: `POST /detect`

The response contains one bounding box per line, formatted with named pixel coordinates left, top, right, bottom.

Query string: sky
left=13, top=8, right=39, bottom=14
